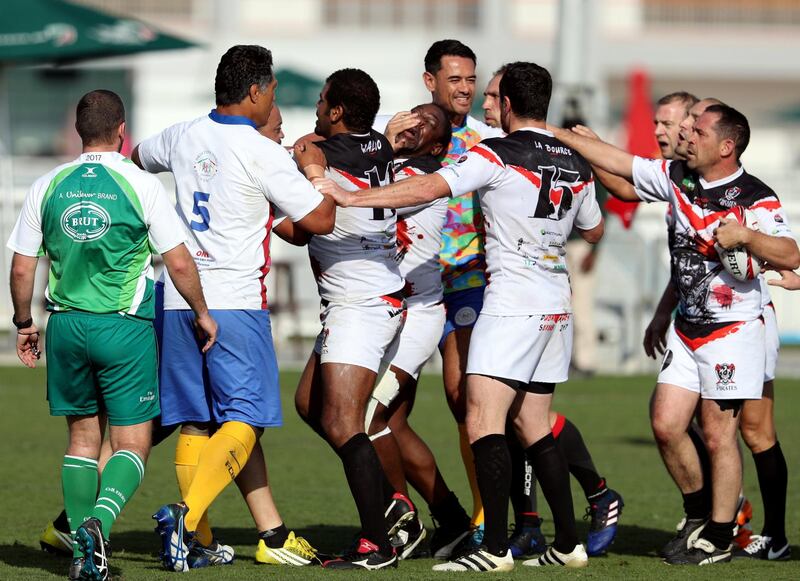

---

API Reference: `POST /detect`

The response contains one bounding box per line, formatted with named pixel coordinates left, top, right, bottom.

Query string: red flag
left=605, top=69, right=660, bottom=228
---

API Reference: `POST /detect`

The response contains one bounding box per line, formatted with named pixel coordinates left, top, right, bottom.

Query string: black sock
left=471, top=434, right=512, bottom=556
left=526, top=433, right=578, bottom=553
left=700, top=520, right=734, bottom=550
left=429, top=491, right=470, bottom=529
left=753, top=441, right=788, bottom=545
left=687, top=425, right=713, bottom=509
left=379, top=467, right=396, bottom=506
left=682, top=489, right=711, bottom=520
left=258, top=523, right=289, bottom=548
left=508, top=427, right=538, bottom=522
left=554, top=416, right=607, bottom=499
left=337, top=433, right=391, bottom=552
left=53, top=509, right=70, bottom=534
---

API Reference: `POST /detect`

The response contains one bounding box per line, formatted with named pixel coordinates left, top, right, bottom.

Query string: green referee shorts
left=46, top=311, right=160, bottom=426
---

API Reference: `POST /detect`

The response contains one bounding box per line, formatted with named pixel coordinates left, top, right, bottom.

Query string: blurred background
left=3, top=0, right=800, bottom=374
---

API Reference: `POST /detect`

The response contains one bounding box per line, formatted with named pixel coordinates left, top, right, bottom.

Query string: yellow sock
left=174, top=433, right=213, bottom=546
left=183, top=421, right=257, bottom=532
left=458, top=423, right=484, bottom=526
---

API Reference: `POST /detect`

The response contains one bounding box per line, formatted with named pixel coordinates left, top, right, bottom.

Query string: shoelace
left=290, top=535, right=318, bottom=556
left=743, top=535, right=768, bottom=554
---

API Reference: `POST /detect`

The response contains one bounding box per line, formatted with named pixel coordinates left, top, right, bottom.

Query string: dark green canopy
left=1, top=0, right=196, bottom=63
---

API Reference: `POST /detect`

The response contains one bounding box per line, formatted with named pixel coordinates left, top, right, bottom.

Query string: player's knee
left=740, top=422, right=775, bottom=453
left=651, top=415, right=682, bottom=447
left=321, top=410, right=359, bottom=447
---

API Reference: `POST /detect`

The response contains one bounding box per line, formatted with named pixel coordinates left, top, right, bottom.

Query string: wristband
left=13, top=317, right=33, bottom=330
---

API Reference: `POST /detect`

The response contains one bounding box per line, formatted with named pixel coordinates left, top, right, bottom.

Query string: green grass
left=1, top=367, right=799, bottom=579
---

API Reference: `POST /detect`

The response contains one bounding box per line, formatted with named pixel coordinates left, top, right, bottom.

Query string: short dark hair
left=704, top=104, right=750, bottom=159
left=657, top=91, right=699, bottom=115
left=493, top=64, right=508, bottom=77
left=75, top=89, right=125, bottom=145
left=498, top=62, right=552, bottom=121
left=215, top=45, right=273, bottom=106
left=325, top=68, right=380, bottom=133
left=424, top=39, right=476, bottom=74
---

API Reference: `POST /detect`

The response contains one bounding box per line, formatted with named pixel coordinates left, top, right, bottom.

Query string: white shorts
left=382, top=301, right=445, bottom=380
left=658, top=319, right=765, bottom=400
left=764, top=304, right=779, bottom=382
left=466, top=313, right=573, bottom=385
left=314, top=294, right=406, bottom=373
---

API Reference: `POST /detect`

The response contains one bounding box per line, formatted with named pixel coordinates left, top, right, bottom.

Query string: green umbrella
left=1, top=0, right=196, bottom=63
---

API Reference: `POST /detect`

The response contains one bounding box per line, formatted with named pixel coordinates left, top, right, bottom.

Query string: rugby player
left=365, top=102, right=475, bottom=559
left=132, top=44, right=335, bottom=571
left=638, top=97, right=790, bottom=561
left=315, top=61, right=604, bottom=571
left=375, top=41, right=502, bottom=546
left=553, top=104, right=799, bottom=565
left=9, top=89, right=217, bottom=581
left=293, top=68, right=411, bottom=570
left=482, top=66, right=623, bottom=559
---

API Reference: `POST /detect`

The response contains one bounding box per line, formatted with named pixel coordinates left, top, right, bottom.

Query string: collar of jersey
left=699, top=165, right=744, bottom=189
left=208, top=109, right=257, bottom=128
left=516, top=126, right=553, bottom=137
left=79, top=151, right=124, bottom=161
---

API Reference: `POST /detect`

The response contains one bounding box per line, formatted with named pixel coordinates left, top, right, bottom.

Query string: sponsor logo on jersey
left=81, top=166, right=98, bottom=178
left=193, top=151, right=218, bottom=181
left=457, top=155, right=468, bottom=164
left=681, top=178, right=696, bottom=192
left=60, top=202, right=111, bottom=242
left=139, top=390, right=156, bottom=403
left=720, top=186, right=742, bottom=208
left=715, top=362, right=736, bottom=389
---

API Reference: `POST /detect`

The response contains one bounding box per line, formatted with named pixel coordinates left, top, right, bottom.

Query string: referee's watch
left=12, top=316, right=33, bottom=330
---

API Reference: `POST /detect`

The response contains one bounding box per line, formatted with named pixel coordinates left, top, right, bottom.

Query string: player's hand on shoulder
left=384, top=111, right=421, bottom=152
left=194, top=312, right=218, bottom=353
left=313, top=178, right=351, bottom=207
left=570, top=124, right=601, bottom=141
left=767, top=269, right=800, bottom=291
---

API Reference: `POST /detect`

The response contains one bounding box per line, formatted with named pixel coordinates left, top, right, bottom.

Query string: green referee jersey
left=7, top=151, right=186, bottom=320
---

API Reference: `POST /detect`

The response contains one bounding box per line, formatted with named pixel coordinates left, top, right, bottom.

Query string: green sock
left=92, top=450, right=145, bottom=539
left=62, top=455, right=99, bottom=557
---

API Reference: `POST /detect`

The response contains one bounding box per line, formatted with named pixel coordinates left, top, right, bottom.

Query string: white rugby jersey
left=438, top=127, right=601, bottom=316
left=394, top=156, right=447, bottom=307
left=633, top=157, right=792, bottom=326
left=308, top=130, right=403, bottom=301
left=137, top=110, right=324, bottom=310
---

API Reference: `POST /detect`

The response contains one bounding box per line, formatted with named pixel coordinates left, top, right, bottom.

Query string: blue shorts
left=440, top=286, right=485, bottom=348
left=159, top=309, right=281, bottom=428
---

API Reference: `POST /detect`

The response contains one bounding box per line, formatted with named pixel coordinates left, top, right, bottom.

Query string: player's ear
left=423, top=71, right=436, bottom=93
left=719, top=138, right=735, bottom=159
left=248, top=83, right=261, bottom=104
left=430, top=142, right=444, bottom=157
left=330, top=104, right=344, bottom=124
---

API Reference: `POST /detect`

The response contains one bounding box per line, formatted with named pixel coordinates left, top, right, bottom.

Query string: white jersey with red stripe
left=437, top=127, right=602, bottom=316
left=394, top=156, right=447, bottom=307
left=633, top=157, right=792, bottom=325
left=308, top=131, right=403, bottom=301
left=136, top=110, right=323, bottom=310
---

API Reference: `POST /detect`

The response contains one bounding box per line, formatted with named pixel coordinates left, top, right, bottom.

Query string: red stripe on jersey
left=471, top=145, right=504, bottom=167
left=569, top=178, right=594, bottom=195
left=508, top=164, right=542, bottom=188
left=551, top=413, right=566, bottom=439
left=675, top=320, right=744, bottom=352
left=259, top=207, right=275, bottom=310
left=380, top=293, right=404, bottom=308
left=401, top=167, right=422, bottom=177
left=750, top=199, right=782, bottom=212
left=335, top=168, right=369, bottom=190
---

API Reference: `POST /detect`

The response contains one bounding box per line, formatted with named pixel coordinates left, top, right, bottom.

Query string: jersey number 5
left=191, top=191, right=211, bottom=232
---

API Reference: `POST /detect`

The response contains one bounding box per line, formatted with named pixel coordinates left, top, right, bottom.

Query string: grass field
left=1, top=367, right=799, bottom=580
